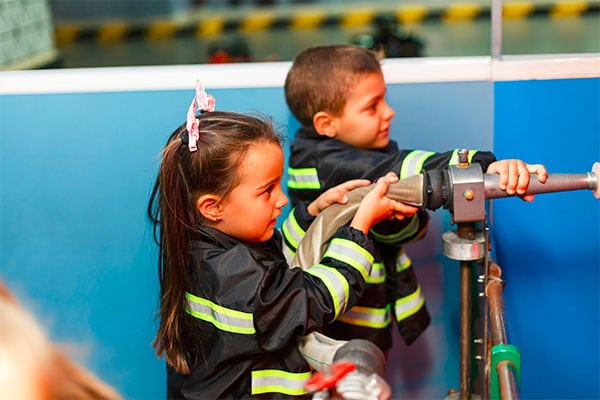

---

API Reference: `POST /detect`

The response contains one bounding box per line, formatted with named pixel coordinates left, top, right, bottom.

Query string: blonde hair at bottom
left=0, top=281, right=121, bottom=400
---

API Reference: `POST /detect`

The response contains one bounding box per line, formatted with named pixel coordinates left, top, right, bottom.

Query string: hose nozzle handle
left=483, top=162, right=600, bottom=200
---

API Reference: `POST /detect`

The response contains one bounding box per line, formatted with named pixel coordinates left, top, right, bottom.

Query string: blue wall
left=493, top=78, right=600, bottom=399
left=0, top=75, right=597, bottom=399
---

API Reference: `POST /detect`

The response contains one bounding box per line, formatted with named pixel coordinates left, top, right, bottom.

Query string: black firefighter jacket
left=167, top=205, right=376, bottom=399
left=287, top=127, right=497, bottom=351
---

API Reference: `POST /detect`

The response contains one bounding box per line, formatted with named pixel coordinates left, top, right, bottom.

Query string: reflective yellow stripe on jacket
left=251, top=369, right=311, bottom=396
left=338, top=304, right=392, bottom=329
left=288, top=167, right=321, bottom=190
left=323, top=238, right=373, bottom=282
left=306, top=238, right=374, bottom=319
left=395, top=285, right=425, bottom=321
left=400, top=150, right=435, bottom=179
left=396, top=248, right=412, bottom=272
left=184, top=292, right=255, bottom=334
left=367, top=261, right=385, bottom=284
left=400, top=149, right=480, bottom=179
left=306, top=264, right=349, bottom=319
left=282, top=208, right=304, bottom=250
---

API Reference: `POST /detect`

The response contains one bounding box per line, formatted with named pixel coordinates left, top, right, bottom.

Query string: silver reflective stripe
left=306, top=264, right=349, bottom=319
left=400, top=150, right=435, bottom=179
left=282, top=209, right=304, bottom=250
left=323, top=238, right=373, bottom=282
left=185, top=292, right=255, bottom=334
left=395, top=285, right=425, bottom=321
left=288, top=167, right=321, bottom=190
left=338, top=305, right=391, bottom=329
left=367, top=261, right=386, bottom=284
left=396, top=248, right=412, bottom=272
left=449, top=149, right=478, bottom=165
left=251, top=369, right=311, bottom=396
left=371, top=213, right=420, bottom=244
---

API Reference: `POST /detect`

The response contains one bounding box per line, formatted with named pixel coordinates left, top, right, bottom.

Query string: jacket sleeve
left=254, top=226, right=375, bottom=352
left=280, top=201, right=314, bottom=263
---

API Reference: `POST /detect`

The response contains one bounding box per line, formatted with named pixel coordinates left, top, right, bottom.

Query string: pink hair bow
left=185, top=80, right=216, bottom=152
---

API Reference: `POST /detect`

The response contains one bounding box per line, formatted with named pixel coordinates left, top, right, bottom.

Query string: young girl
left=147, top=82, right=409, bottom=398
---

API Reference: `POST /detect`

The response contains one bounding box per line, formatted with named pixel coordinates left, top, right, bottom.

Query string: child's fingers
left=326, top=179, right=372, bottom=206
left=374, top=172, right=399, bottom=185
left=520, top=193, right=535, bottom=202
left=341, top=179, right=372, bottom=191
left=487, top=162, right=509, bottom=190
left=504, top=161, right=521, bottom=195
left=515, top=162, right=531, bottom=195
left=393, top=202, right=419, bottom=215
left=373, top=179, right=392, bottom=196
left=391, top=203, right=419, bottom=220
left=381, top=172, right=399, bottom=182
left=526, top=163, right=548, bottom=183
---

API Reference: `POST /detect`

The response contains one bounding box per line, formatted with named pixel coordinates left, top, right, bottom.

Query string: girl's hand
left=350, top=174, right=419, bottom=234
left=487, top=160, right=548, bottom=202
left=307, top=179, right=371, bottom=216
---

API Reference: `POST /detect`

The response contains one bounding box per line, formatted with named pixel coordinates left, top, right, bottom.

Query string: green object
left=490, top=344, right=521, bottom=399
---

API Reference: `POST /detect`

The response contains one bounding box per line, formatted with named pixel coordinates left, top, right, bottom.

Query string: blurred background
left=1, top=0, right=598, bottom=70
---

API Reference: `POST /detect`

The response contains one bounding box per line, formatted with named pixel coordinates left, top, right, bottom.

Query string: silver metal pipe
left=484, top=162, right=600, bottom=200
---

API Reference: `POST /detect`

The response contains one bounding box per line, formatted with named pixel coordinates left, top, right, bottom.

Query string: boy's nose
left=384, top=101, right=395, bottom=119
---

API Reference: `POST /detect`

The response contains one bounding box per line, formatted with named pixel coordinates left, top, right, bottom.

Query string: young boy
left=284, top=44, right=547, bottom=354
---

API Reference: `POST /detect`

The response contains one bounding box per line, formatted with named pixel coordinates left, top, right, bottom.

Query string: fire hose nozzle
left=483, top=162, right=600, bottom=200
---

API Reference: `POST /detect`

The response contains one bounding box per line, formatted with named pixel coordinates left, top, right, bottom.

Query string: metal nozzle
left=483, top=162, right=600, bottom=200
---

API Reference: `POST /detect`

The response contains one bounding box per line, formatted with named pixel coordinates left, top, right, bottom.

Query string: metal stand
left=439, top=155, right=599, bottom=400
left=441, top=151, right=504, bottom=400
left=443, top=221, right=488, bottom=400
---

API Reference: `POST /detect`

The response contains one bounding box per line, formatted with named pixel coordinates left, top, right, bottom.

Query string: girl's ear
left=313, top=111, right=338, bottom=138
left=196, top=194, right=223, bottom=222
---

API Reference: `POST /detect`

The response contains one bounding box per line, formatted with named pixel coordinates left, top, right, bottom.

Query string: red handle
left=304, top=361, right=356, bottom=392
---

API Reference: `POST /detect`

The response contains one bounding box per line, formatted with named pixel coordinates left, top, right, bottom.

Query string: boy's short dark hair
left=284, top=45, right=383, bottom=128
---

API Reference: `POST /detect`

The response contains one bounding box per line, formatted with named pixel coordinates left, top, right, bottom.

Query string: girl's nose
left=277, top=191, right=289, bottom=208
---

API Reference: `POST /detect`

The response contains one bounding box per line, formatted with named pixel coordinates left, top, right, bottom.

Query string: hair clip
left=185, top=80, right=216, bottom=152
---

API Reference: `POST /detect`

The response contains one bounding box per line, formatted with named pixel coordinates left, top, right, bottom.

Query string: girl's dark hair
left=147, top=111, right=282, bottom=373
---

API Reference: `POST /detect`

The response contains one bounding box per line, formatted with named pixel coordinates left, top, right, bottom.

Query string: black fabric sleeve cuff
left=293, top=201, right=317, bottom=232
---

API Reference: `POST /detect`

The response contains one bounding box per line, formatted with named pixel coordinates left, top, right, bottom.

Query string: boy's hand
left=351, top=174, right=418, bottom=234
left=307, top=179, right=371, bottom=216
left=487, top=160, right=548, bottom=202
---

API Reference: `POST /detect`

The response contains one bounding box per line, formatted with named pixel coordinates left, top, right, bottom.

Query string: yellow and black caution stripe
left=54, top=1, right=599, bottom=45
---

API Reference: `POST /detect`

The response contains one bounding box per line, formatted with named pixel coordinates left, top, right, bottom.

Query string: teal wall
left=0, top=75, right=597, bottom=399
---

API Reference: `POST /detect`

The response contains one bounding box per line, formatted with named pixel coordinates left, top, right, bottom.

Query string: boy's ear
left=196, top=194, right=223, bottom=222
left=313, top=111, right=338, bottom=138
